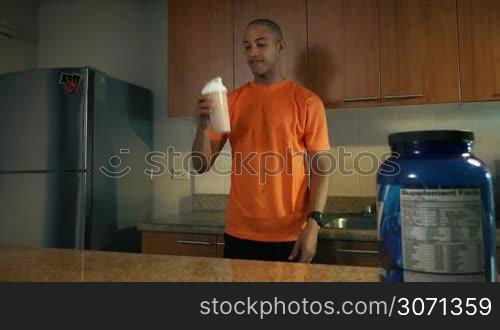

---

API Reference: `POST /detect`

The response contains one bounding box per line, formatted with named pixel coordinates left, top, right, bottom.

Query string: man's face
left=243, top=24, right=283, bottom=77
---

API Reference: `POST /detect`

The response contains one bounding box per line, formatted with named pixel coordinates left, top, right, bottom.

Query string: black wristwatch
left=307, top=211, right=327, bottom=227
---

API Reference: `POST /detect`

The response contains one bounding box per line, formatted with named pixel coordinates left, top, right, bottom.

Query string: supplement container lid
left=389, top=130, right=474, bottom=146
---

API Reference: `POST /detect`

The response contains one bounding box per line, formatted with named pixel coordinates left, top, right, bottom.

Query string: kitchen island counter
left=0, top=246, right=379, bottom=282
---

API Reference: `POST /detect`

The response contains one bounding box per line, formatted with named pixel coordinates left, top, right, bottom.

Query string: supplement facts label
left=400, top=188, right=484, bottom=274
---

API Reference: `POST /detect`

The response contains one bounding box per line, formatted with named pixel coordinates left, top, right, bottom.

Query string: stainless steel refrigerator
left=0, top=67, right=153, bottom=251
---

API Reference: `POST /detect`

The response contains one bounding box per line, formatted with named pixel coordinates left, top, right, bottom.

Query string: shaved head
left=247, top=18, right=283, bottom=42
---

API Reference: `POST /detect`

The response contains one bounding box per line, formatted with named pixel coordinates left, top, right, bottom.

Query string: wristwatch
left=307, top=211, right=328, bottom=227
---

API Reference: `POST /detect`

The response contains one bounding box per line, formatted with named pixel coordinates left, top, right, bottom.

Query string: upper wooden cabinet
left=379, top=0, right=461, bottom=105
left=233, top=0, right=307, bottom=88
left=308, top=0, right=381, bottom=107
left=307, top=0, right=460, bottom=108
left=167, top=0, right=233, bottom=117
left=458, top=0, right=500, bottom=102
left=167, top=0, right=499, bottom=116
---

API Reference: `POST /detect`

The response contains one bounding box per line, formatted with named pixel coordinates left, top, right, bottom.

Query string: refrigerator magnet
left=59, top=72, right=82, bottom=95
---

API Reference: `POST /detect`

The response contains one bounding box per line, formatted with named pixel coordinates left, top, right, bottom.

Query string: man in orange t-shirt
left=192, top=19, right=331, bottom=263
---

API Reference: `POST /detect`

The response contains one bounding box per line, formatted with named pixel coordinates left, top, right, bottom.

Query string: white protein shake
left=201, top=77, right=230, bottom=134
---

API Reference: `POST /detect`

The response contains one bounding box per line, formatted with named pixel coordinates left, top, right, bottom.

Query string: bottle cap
left=201, top=77, right=228, bottom=95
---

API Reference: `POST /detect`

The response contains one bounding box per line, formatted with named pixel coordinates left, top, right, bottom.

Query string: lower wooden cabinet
left=216, top=235, right=225, bottom=258
left=314, top=240, right=379, bottom=267
left=141, top=231, right=381, bottom=267
left=332, top=240, right=379, bottom=267
left=142, top=231, right=499, bottom=271
left=141, top=232, right=225, bottom=258
left=497, top=249, right=500, bottom=270
left=313, top=240, right=337, bottom=265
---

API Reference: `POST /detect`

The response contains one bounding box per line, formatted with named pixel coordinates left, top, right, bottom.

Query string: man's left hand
left=288, top=218, right=320, bottom=263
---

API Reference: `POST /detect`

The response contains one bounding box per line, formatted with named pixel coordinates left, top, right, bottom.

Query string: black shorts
left=223, top=233, right=296, bottom=262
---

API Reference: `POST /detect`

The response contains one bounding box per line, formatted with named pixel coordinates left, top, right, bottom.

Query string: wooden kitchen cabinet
left=141, top=232, right=217, bottom=257
left=308, top=0, right=381, bottom=108
left=378, top=0, right=461, bottom=105
left=141, top=230, right=379, bottom=267
left=233, top=0, right=308, bottom=88
left=497, top=248, right=500, bottom=270
left=458, top=0, right=500, bottom=102
left=314, top=239, right=338, bottom=264
left=314, top=239, right=379, bottom=267
left=216, top=234, right=225, bottom=258
left=167, top=0, right=234, bottom=117
left=166, top=0, right=474, bottom=115
left=333, top=240, right=379, bottom=267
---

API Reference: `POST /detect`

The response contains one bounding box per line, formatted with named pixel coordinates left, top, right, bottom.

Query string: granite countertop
left=0, top=246, right=378, bottom=282
left=138, top=211, right=500, bottom=245
left=138, top=211, right=379, bottom=241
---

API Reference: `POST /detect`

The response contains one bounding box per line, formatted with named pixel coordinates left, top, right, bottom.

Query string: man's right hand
left=196, top=96, right=214, bottom=130
left=192, top=95, right=225, bottom=174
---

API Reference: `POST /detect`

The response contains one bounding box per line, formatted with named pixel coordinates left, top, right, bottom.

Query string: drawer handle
left=216, top=242, right=225, bottom=246
left=176, top=240, right=212, bottom=246
left=343, top=96, right=380, bottom=102
left=337, top=249, right=378, bottom=255
left=383, top=94, right=424, bottom=100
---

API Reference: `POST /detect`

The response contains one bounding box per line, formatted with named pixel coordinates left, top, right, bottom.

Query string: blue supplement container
left=377, top=130, right=496, bottom=282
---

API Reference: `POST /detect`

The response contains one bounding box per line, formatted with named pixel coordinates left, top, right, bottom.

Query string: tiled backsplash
left=193, top=102, right=500, bottom=199
left=192, top=194, right=375, bottom=214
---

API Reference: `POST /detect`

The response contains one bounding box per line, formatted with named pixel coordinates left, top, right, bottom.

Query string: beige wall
left=0, top=0, right=39, bottom=74
left=38, top=0, right=156, bottom=87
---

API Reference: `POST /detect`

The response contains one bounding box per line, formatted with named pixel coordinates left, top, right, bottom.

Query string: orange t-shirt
left=210, top=80, right=330, bottom=242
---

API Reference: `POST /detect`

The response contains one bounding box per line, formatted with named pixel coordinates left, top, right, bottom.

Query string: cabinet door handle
left=383, top=94, right=424, bottom=100
left=336, top=249, right=378, bottom=255
left=176, top=240, right=212, bottom=246
left=216, top=242, right=225, bottom=246
left=343, top=96, right=380, bottom=102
